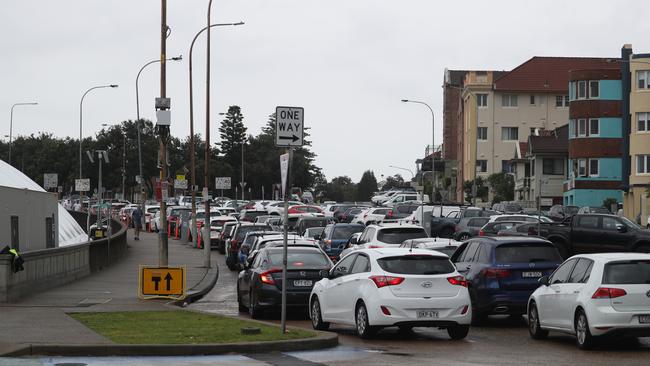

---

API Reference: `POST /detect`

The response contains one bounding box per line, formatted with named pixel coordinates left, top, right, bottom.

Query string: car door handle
left=573, top=290, right=580, bottom=294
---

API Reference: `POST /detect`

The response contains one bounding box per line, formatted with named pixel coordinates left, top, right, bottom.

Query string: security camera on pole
left=275, top=106, right=304, bottom=334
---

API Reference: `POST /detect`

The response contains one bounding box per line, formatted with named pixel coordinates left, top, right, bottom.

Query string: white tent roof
left=0, top=159, right=87, bottom=247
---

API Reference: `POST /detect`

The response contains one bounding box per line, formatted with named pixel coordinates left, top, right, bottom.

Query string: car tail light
left=260, top=268, right=282, bottom=285
left=478, top=230, right=485, bottom=236
left=592, top=287, right=627, bottom=299
left=369, top=275, right=404, bottom=288
left=363, top=213, right=368, bottom=219
left=447, top=275, right=468, bottom=287
left=368, top=245, right=382, bottom=249
left=481, top=268, right=511, bottom=278
left=461, top=305, right=469, bottom=314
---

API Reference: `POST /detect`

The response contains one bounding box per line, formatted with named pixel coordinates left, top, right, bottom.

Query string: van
left=383, top=193, right=429, bottom=207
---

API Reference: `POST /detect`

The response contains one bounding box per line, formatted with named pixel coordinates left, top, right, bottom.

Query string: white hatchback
left=309, top=248, right=472, bottom=339
left=528, top=253, right=650, bottom=349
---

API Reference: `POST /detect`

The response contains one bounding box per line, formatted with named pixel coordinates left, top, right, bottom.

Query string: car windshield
left=423, top=246, right=458, bottom=256
left=236, top=225, right=272, bottom=241
left=495, top=244, right=562, bottom=263
left=620, top=216, right=642, bottom=230
left=377, top=255, right=454, bottom=275
left=603, top=260, right=650, bottom=284
left=302, top=220, right=328, bottom=229
left=377, top=227, right=428, bottom=244
left=332, top=226, right=364, bottom=240
left=268, top=250, right=330, bottom=269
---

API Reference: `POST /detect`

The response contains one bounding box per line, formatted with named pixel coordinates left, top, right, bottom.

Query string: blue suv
left=450, top=237, right=562, bottom=321
left=317, top=223, right=365, bottom=260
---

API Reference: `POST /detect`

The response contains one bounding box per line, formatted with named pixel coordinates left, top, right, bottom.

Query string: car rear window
left=332, top=226, right=364, bottom=240
left=603, top=260, right=650, bottom=284
left=302, top=219, right=328, bottom=229
left=236, top=225, right=271, bottom=241
left=377, top=255, right=455, bottom=275
left=268, top=250, right=330, bottom=269
left=495, top=243, right=562, bottom=263
left=377, top=227, right=427, bottom=244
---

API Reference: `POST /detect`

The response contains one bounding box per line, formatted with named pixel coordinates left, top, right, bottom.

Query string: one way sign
left=139, top=266, right=185, bottom=299
left=276, top=106, right=304, bottom=147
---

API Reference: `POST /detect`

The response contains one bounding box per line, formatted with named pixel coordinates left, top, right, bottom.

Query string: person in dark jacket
left=131, top=207, right=143, bottom=241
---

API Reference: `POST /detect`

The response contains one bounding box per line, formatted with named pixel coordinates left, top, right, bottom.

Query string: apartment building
left=623, top=45, right=650, bottom=223
left=564, top=64, right=623, bottom=207
left=456, top=57, right=615, bottom=204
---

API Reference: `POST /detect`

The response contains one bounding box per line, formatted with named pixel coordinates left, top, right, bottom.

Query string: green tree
left=357, top=170, right=378, bottom=201
left=218, top=106, right=247, bottom=191
left=487, top=172, right=514, bottom=203
left=463, top=177, right=488, bottom=203
left=381, top=174, right=410, bottom=191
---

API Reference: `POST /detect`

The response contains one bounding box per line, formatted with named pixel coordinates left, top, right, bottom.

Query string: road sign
left=215, top=177, right=231, bottom=190
left=75, top=178, right=90, bottom=192
left=139, top=266, right=185, bottom=299
left=44, top=173, right=58, bottom=189
left=174, top=179, right=187, bottom=189
left=275, top=106, right=304, bottom=147
left=176, top=174, right=185, bottom=181
left=280, top=153, right=289, bottom=196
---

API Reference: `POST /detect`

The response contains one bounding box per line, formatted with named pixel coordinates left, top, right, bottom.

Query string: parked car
left=391, top=203, right=420, bottom=220
left=309, top=248, right=471, bottom=339
left=266, top=201, right=304, bottom=216
left=400, top=238, right=462, bottom=257
left=478, top=221, right=529, bottom=237
left=238, top=231, right=281, bottom=268
left=488, top=214, right=552, bottom=223
left=495, top=222, right=540, bottom=237
left=237, top=246, right=333, bottom=318
left=539, top=214, right=650, bottom=259
left=353, top=207, right=394, bottom=226
left=492, top=202, right=524, bottom=214
left=548, top=205, right=579, bottom=222
left=303, top=227, right=325, bottom=240
left=216, top=221, right=238, bottom=254
left=295, top=216, right=334, bottom=236
left=454, top=217, right=491, bottom=241
left=226, top=223, right=274, bottom=270
left=209, top=216, right=238, bottom=248
left=383, top=193, right=428, bottom=208
left=351, top=224, right=428, bottom=249
left=338, top=207, right=366, bottom=223
left=528, top=253, right=650, bottom=349
left=318, top=223, right=366, bottom=260
left=451, top=237, right=563, bottom=321
left=288, top=205, right=324, bottom=217
left=430, top=208, right=496, bottom=238
left=239, top=210, right=269, bottom=223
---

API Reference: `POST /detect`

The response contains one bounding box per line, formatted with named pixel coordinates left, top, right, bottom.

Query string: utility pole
left=158, top=0, right=169, bottom=267
left=202, top=0, right=215, bottom=268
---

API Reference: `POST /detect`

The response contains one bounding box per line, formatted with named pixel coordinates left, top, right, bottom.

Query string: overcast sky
left=2, top=0, right=650, bottom=183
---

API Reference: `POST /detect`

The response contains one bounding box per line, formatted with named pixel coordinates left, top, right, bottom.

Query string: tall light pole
left=203, top=0, right=215, bottom=269
left=9, top=102, right=38, bottom=165
left=79, top=84, right=118, bottom=179
left=136, top=56, right=182, bottom=205
left=401, top=99, right=435, bottom=204
left=188, top=22, right=243, bottom=247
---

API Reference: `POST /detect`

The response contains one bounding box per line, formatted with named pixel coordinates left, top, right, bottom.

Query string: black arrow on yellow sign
left=165, top=273, right=173, bottom=291
left=152, top=276, right=161, bottom=290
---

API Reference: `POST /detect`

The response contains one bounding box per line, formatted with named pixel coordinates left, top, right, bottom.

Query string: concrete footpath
left=0, top=230, right=219, bottom=354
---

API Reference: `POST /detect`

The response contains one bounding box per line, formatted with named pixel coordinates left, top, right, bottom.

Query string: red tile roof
left=494, top=57, right=617, bottom=93
left=519, top=142, right=528, bottom=157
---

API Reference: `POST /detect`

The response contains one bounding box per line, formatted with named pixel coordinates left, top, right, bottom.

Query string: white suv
left=310, top=248, right=472, bottom=339
left=345, top=224, right=428, bottom=254
left=528, top=253, right=650, bottom=349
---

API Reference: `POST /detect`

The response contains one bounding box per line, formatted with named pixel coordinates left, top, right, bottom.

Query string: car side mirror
left=314, top=234, right=321, bottom=240
left=616, top=224, right=627, bottom=233
left=538, top=275, right=550, bottom=286
left=349, top=237, right=359, bottom=245
left=319, top=269, right=330, bottom=278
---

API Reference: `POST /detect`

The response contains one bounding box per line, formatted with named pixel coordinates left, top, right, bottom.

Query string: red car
left=287, top=205, right=323, bottom=215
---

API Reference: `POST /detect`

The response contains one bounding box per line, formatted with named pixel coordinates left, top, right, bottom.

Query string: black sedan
left=237, top=246, right=332, bottom=318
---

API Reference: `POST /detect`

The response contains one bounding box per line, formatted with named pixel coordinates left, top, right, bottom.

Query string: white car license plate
left=293, top=280, right=313, bottom=287
left=522, top=271, right=542, bottom=278
left=639, top=315, right=650, bottom=324
left=417, top=310, right=439, bottom=319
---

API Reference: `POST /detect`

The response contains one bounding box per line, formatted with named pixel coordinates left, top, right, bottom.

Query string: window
left=556, top=95, right=569, bottom=107
left=589, top=119, right=599, bottom=136
left=502, top=127, right=518, bottom=140
left=351, top=255, right=370, bottom=273
left=589, top=159, right=599, bottom=177
left=530, top=127, right=537, bottom=136
left=637, top=70, right=650, bottom=89
left=577, top=119, right=587, bottom=137
left=577, top=216, right=598, bottom=229
left=332, top=254, right=356, bottom=278
left=477, top=127, right=487, bottom=140
left=550, top=259, right=577, bottom=284
left=530, top=95, right=536, bottom=105
left=458, top=242, right=480, bottom=262
left=637, top=155, right=650, bottom=174
left=637, top=112, right=649, bottom=132
left=543, top=158, right=564, bottom=175
left=568, top=259, right=593, bottom=283
left=10, top=216, right=19, bottom=251
left=602, top=217, right=622, bottom=231
left=501, top=94, right=518, bottom=107
left=476, top=160, right=487, bottom=173
left=477, top=93, right=488, bottom=107
left=502, top=160, right=515, bottom=174
left=577, top=81, right=587, bottom=99
left=578, top=159, right=587, bottom=177
left=589, top=81, right=599, bottom=98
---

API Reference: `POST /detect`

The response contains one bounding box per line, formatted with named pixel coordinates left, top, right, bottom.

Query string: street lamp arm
left=389, top=165, right=415, bottom=179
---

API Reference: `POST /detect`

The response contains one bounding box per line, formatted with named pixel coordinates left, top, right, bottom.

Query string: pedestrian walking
left=132, top=206, right=143, bottom=241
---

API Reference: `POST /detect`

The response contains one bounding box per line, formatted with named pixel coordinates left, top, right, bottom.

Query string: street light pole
left=9, top=102, right=38, bottom=165
left=202, top=0, right=215, bottom=269
left=79, top=84, right=118, bottom=179
left=401, top=100, right=435, bottom=205
left=188, top=21, right=243, bottom=248
left=136, top=56, right=182, bottom=205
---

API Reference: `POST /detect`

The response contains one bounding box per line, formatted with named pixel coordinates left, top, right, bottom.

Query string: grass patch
left=69, top=311, right=316, bottom=344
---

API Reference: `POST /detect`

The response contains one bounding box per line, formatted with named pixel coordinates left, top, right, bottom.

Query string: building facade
left=564, top=66, right=623, bottom=207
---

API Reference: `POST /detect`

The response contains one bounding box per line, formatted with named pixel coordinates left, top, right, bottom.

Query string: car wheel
left=249, top=291, right=260, bottom=319
left=527, top=303, right=548, bottom=339
left=355, top=302, right=377, bottom=339
left=310, top=297, right=330, bottom=331
left=447, top=324, right=470, bottom=340
left=575, top=310, right=594, bottom=350
left=237, top=285, right=247, bottom=313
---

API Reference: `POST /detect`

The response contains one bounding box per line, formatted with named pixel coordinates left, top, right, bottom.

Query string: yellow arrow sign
left=139, top=266, right=185, bottom=299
